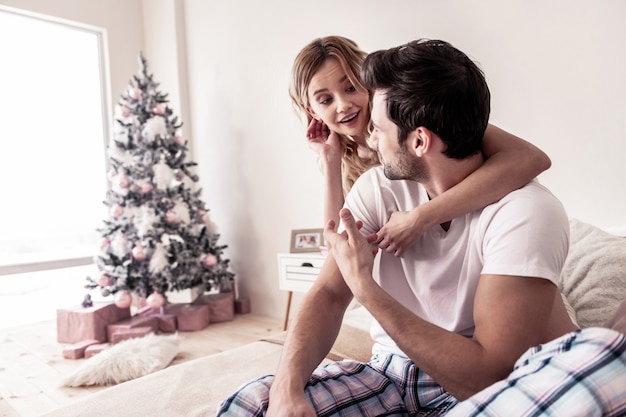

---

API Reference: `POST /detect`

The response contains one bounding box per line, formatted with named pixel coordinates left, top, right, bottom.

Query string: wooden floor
left=0, top=313, right=283, bottom=417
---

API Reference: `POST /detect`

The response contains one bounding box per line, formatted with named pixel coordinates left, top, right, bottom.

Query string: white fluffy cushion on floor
left=63, top=333, right=179, bottom=387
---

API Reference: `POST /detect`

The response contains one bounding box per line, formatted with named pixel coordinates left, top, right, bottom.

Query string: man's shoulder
left=355, top=165, right=386, bottom=183
left=488, top=179, right=564, bottom=213
left=480, top=179, right=569, bottom=239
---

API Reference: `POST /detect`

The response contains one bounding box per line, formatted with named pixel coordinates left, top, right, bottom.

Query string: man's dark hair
left=361, top=39, right=490, bottom=159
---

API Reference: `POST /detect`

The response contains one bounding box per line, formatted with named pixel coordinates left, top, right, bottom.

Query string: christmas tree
left=87, top=54, right=234, bottom=309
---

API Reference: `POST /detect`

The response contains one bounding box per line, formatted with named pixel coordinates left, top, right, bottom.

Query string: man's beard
left=381, top=150, right=426, bottom=181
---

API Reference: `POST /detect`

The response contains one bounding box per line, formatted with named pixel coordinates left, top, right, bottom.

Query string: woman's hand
left=306, top=119, right=342, bottom=165
left=376, top=209, right=427, bottom=257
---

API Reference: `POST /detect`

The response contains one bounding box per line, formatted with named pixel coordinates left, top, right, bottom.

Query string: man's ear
left=410, top=127, right=433, bottom=157
left=306, top=106, right=321, bottom=121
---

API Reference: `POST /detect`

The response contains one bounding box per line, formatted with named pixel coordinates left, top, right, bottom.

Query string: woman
left=289, top=35, right=551, bottom=256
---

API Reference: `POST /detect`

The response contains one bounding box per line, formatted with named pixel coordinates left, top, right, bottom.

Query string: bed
left=41, top=218, right=626, bottom=417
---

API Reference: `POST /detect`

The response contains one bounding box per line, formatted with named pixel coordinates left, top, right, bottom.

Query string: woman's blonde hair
left=288, top=36, right=379, bottom=195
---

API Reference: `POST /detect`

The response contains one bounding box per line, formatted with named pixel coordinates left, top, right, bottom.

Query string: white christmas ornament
left=108, top=144, right=134, bottom=167
left=172, top=198, right=191, bottom=224
left=149, top=242, right=169, bottom=274
left=153, top=155, right=174, bottom=190
left=141, top=116, right=167, bottom=143
left=111, top=231, right=130, bottom=258
left=111, top=127, right=129, bottom=146
left=134, top=206, right=158, bottom=238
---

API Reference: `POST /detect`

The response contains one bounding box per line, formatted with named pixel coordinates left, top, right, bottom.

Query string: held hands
left=375, top=210, right=426, bottom=257
left=324, top=208, right=379, bottom=296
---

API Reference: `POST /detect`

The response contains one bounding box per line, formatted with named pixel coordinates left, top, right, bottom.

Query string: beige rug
left=0, top=399, right=20, bottom=417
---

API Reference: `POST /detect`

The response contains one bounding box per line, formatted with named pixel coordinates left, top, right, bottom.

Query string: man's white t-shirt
left=344, top=166, right=570, bottom=357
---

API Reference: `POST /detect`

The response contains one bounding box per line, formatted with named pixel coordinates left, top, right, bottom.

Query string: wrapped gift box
left=136, top=305, right=163, bottom=317
left=62, top=339, right=101, bottom=359
left=194, top=292, right=235, bottom=323
left=157, top=314, right=177, bottom=333
left=136, top=306, right=177, bottom=332
left=235, top=298, right=251, bottom=314
left=110, top=326, right=154, bottom=344
left=106, top=315, right=159, bottom=342
left=164, top=303, right=210, bottom=331
left=85, top=342, right=110, bottom=359
left=57, top=302, right=131, bottom=344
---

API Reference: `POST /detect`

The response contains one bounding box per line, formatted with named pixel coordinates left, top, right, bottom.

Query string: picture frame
left=290, top=228, right=325, bottom=253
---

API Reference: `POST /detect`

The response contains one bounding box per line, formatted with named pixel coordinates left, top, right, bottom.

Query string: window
left=0, top=7, right=109, bottom=274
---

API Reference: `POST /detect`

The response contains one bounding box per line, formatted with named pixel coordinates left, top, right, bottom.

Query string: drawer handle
left=301, top=262, right=314, bottom=267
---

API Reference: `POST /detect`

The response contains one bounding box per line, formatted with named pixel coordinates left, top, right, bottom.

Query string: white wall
left=182, top=0, right=626, bottom=319
left=3, top=0, right=625, bottom=322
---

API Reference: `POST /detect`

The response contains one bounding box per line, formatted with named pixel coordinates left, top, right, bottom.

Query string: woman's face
left=306, top=58, right=370, bottom=138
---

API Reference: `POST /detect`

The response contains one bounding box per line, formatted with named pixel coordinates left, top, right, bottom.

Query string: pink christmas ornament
left=100, top=238, right=111, bottom=251
left=146, top=292, right=165, bottom=309
left=118, top=175, right=131, bottom=189
left=174, top=135, right=185, bottom=145
left=165, top=210, right=178, bottom=224
left=98, top=273, right=113, bottom=287
left=152, top=103, right=165, bottom=115
left=110, top=204, right=124, bottom=218
left=132, top=244, right=148, bottom=261
left=114, top=290, right=132, bottom=309
left=130, top=87, right=141, bottom=100
left=121, top=106, right=131, bottom=118
left=139, top=181, right=153, bottom=194
left=202, top=253, right=218, bottom=268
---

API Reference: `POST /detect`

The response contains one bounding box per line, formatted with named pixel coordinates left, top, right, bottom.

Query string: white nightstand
left=277, top=252, right=326, bottom=330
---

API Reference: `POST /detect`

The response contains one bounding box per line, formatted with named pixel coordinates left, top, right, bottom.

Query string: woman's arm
left=376, top=124, right=551, bottom=256
left=306, top=119, right=345, bottom=226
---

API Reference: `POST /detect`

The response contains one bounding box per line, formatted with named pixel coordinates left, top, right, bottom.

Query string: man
left=218, top=39, right=626, bottom=416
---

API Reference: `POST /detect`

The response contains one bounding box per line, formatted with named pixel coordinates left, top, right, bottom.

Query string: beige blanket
left=42, top=323, right=373, bottom=417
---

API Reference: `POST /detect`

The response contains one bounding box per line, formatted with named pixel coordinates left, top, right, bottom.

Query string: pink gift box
left=110, top=326, right=153, bottom=344
left=164, top=303, right=210, bottom=331
left=85, top=342, right=110, bottom=358
left=195, top=292, right=235, bottom=323
left=235, top=298, right=251, bottom=314
left=56, top=302, right=131, bottom=343
left=106, top=315, right=159, bottom=342
left=158, top=314, right=177, bottom=333
left=62, top=339, right=101, bottom=359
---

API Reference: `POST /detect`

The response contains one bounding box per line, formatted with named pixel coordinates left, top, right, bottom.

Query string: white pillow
left=605, top=224, right=626, bottom=237
left=559, top=219, right=626, bottom=328
left=63, top=333, right=179, bottom=387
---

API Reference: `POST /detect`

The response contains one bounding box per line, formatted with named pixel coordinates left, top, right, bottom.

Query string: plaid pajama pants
left=216, top=327, right=626, bottom=416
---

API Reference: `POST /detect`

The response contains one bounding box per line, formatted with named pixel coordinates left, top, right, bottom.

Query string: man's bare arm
left=325, top=208, right=563, bottom=400
left=267, top=257, right=353, bottom=415
left=354, top=273, right=557, bottom=399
